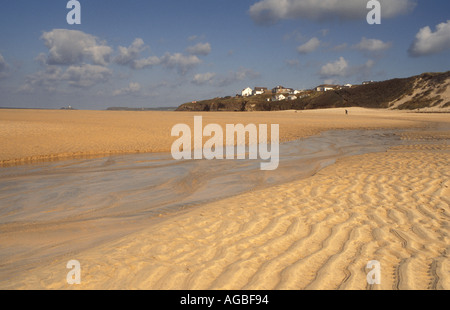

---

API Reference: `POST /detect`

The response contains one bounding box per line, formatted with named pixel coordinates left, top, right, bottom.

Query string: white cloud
left=160, top=53, right=202, bottom=75
left=192, top=72, right=216, bottom=85
left=249, top=0, right=416, bottom=25
left=20, top=30, right=115, bottom=92
left=114, top=39, right=202, bottom=73
left=21, top=64, right=112, bottom=91
left=353, top=59, right=376, bottom=77
left=187, top=34, right=205, bottom=42
left=320, top=57, right=349, bottom=77
left=409, top=20, right=450, bottom=57
left=186, top=42, right=211, bottom=56
left=354, top=37, right=392, bottom=53
left=132, top=56, right=162, bottom=70
left=35, top=53, right=48, bottom=66
left=41, top=29, right=112, bottom=66
left=297, top=37, right=321, bottom=54
left=319, top=57, right=376, bottom=81
left=114, top=38, right=163, bottom=70
left=20, top=66, right=63, bottom=92
left=191, top=68, right=260, bottom=87
left=62, top=64, right=112, bottom=88
left=115, top=38, right=146, bottom=66
left=113, top=82, right=141, bottom=96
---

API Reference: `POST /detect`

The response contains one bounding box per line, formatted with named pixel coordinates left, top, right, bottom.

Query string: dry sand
left=0, top=108, right=449, bottom=290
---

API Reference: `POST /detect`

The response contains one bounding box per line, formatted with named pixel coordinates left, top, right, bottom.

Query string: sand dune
left=10, top=136, right=449, bottom=290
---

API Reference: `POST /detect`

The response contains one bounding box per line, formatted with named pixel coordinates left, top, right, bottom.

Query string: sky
left=0, top=0, right=449, bottom=110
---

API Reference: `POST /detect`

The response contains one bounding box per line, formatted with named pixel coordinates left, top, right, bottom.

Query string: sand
left=0, top=108, right=449, bottom=290
left=1, top=107, right=446, bottom=166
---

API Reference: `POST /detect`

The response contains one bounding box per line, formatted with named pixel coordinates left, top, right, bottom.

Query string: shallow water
left=0, top=129, right=406, bottom=282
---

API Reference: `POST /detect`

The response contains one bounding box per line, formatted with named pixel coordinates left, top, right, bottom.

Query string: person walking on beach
left=345, top=109, right=348, bottom=115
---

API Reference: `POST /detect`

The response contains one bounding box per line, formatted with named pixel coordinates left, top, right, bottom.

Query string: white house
left=241, top=87, right=253, bottom=97
left=272, top=94, right=286, bottom=101
left=288, top=95, right=297, bottom=100
left=253, top=87, right=268, bottom=95
left=315, top=84, right=339, bottom=92
left=272, top=86, right=291, bottom=94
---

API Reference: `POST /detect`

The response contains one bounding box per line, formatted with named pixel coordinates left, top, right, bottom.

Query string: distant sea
left=0, top=107, right=178, bottom=111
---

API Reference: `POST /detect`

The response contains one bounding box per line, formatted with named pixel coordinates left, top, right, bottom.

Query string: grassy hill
left=176, top=71, right=450, bottom=112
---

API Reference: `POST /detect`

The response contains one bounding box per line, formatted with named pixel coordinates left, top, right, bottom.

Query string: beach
left=0, top=107, right=440, bottom=166
left=0, top=108, right=449, bottom=289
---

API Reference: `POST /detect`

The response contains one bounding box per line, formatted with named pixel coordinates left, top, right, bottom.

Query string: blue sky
left=0, top=0, right=449, bottom=109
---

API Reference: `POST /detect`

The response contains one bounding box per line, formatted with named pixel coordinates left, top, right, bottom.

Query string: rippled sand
left=10, top=136, right=449, bottom=290
left=0, top=108, right=449, bottom=289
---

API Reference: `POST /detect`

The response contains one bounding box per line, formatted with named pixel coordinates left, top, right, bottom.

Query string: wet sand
left=0, top=108, right=449, bottom=289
